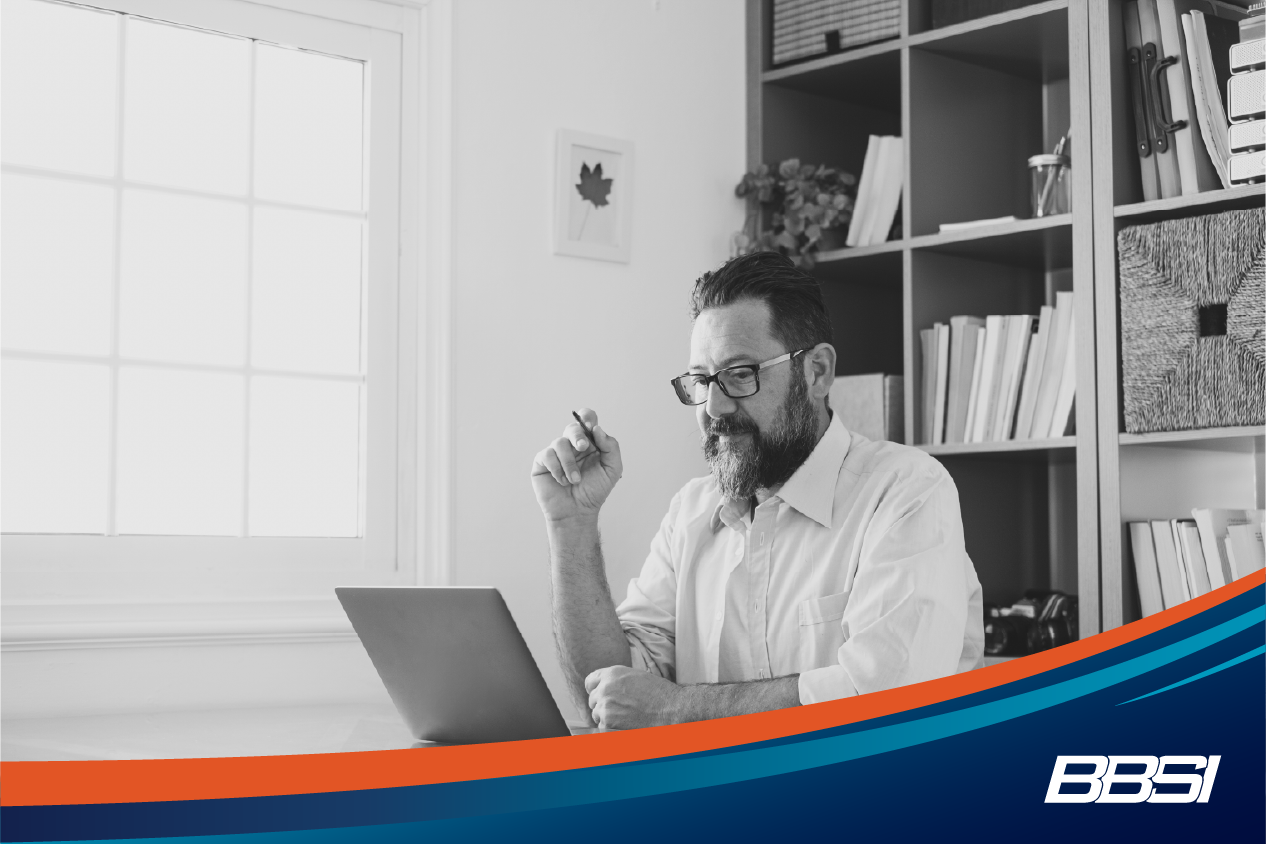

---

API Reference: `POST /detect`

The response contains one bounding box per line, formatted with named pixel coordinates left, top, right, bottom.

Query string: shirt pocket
left=797, top=591, right=850, bottom=672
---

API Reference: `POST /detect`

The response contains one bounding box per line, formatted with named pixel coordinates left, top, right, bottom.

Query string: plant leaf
left=576, top=162, right=613, bottom=208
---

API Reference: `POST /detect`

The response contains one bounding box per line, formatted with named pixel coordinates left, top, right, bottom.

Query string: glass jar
left=1028, top=153, right=1071, bottom=217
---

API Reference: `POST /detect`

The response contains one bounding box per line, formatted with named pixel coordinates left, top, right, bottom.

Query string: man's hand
left=531, top=407, right=623, bottom=523
left=584, top=665, right=682, bottom=731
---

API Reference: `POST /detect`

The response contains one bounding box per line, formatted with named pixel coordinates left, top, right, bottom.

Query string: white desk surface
left=2, top=704, right=595, bottom=761
left=3, top=702, right=423, bottom=761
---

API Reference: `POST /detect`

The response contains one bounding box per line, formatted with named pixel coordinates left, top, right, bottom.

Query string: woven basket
left=1118, top=208, right=1265, bottom=434
left=771, top=0, right=900, bottom=67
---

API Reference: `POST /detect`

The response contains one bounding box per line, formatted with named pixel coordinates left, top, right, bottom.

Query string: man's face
left=689, top=299, right=820, bottom=501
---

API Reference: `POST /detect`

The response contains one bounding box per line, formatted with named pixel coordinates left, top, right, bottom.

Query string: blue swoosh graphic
left=1117, top=644, right=1266, bottom=705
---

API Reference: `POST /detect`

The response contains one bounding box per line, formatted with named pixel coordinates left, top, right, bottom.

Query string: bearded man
left=531, top=251, right=984, bottom=730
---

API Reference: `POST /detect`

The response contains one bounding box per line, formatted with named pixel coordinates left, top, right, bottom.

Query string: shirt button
left=715, top=611, right=722, bottom=621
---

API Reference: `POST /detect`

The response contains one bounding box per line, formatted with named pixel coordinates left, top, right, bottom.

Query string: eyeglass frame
left=670, top=348, right=812, bottom=406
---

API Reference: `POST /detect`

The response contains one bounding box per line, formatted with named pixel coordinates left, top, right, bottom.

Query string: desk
left=0, top=703, right=447, bottom=761
left=2, top=704, right=595, bottom=761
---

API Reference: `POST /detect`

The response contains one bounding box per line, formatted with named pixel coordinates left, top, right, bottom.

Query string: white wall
left=0, top=0, right=744, bottom=723
left=448, top=0, right=746, bottom=719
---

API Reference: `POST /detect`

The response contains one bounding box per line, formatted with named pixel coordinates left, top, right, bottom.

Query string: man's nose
left=704, top=381, right=737, bottom=419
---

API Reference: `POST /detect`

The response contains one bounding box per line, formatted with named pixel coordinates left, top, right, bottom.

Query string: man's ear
left=806, top=343, right=836, bottom=399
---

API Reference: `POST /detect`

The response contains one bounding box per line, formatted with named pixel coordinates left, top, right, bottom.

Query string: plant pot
left=817, top=227, right=848, bottom=252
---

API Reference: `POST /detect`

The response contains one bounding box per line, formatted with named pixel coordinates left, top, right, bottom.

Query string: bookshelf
left=746, top=1, right=1100, bottom=633
left=1088, top=0, right=1265, bottom=629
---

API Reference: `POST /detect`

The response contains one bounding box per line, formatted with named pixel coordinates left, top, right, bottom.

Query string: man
left=530, top=251, right=983, bottom=731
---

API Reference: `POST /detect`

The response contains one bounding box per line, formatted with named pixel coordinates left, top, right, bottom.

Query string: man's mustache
left=706, top=414, right=759, bottom=438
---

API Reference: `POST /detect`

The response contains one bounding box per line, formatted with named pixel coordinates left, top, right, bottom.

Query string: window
left=1, top=0, right=420, bottom=604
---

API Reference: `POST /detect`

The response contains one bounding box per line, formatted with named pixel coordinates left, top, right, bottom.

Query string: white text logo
left=1045, top=756, right=1221, bottom=803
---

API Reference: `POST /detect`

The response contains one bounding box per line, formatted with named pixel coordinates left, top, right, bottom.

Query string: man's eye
left=727, top=370, right=756, bottom=385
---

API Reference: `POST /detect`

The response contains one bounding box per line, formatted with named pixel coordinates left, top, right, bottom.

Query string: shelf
left=1120, top=426, right=1265, bottom=447
left=918, top=437, right=1076, bottom=457
left=816, top=239, right=905, bottom=263
left=762, top=39, right=902, bottom=110
left=1114, top=184, right=1266, bottom=223
left=910, top=214, right=1072, bottom=271
left=909, top=0, right=1069, bottom=82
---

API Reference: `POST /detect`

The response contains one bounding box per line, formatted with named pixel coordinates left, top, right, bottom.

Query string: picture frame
left=553, top=130, right=634, bottom=263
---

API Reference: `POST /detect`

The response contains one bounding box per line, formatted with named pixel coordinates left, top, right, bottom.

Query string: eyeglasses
left=670, top=349, right=810, bottom=406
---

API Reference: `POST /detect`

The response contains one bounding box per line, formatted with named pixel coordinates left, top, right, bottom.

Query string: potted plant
left=733, top=159, right=857, bottom=268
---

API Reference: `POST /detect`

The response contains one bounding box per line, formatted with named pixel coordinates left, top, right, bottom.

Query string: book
left=846, top=135, right=883, bottom=247
left=963, top=327, right=987, bottom=445
left=1014, top=305, right=1053, bottom=440
left=1226, top=521, right=1266, bottom=578
left=1129, top=521, right=1167, bottom=615
left=1183, top=13, right=1225, bottom=185
left=862, top=136, right=903, bottom=246
left=945, top=316, right=985, bottom=444
left=994, top=315, right=1035, bottom=441
left=1157, top=0, right=1223, bottom=194
left=932, top=322, right=951, bottom=444
left=938, top=216, right=1018, bottom=232
left=1030, top=291, right=1073, bottom=441
left=1191, top=508, right=1265, bottom=586
left=1184, top=10, right=1243, bottom=186
left=1179, top=520, right=1212, bottom=597
left=830, top=373, right=903, bottom=443
left=1169, top=519, right=1194, bottom=603
left=970, top=315, right=1005, bottom=443
left=1126, top=1, right=1162, bottom=201
left=1046, top=309, right=1078, bottom=438
left=920, top=327, right=935, bottom=444
left=1151, top=519, right=1188, bottom=609
left=1139, top=0, right=1183, bottom=198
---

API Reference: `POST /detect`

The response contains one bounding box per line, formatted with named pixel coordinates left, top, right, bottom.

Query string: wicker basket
left=1118, top=208, right=1265, bottom=434
left=771, top=0, right=899, bottom=67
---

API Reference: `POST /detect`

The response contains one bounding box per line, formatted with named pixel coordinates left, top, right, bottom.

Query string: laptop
left=335, top=586, right=572, bottom=745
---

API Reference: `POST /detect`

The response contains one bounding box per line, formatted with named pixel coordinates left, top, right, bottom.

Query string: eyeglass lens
left=675, top=368, right=758, bottom=404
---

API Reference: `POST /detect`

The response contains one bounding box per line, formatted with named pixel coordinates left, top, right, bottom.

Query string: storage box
left=1117, top=209, right=1265, bottom=434
left=771, top=0, right=900, bottom=68
left=829, top=373, right=904, bottom=443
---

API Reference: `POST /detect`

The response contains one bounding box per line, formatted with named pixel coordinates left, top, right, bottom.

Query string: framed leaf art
left=553, top=129, right=634, bottom=263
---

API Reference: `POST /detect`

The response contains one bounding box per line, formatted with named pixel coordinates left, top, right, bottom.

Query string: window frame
left=1, top=0, right=440, bottom=612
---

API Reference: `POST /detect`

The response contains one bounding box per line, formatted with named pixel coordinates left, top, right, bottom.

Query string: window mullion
left=105, top=10, right=127, bottom=538
left=241, top=38, right=257, bottom=540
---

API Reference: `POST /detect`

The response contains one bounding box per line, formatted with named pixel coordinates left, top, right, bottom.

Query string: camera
left=984, top=590, right=1078, bottom=656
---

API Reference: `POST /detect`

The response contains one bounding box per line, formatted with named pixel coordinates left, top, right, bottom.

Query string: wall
left=0, top=0, right=744, bottom=724
left=448, top=0, right=746, bottom=719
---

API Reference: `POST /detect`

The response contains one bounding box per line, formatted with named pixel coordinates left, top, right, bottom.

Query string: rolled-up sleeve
left=615, top=493, right=681, bottom=681
left=798, top=469, right=977, bottom=704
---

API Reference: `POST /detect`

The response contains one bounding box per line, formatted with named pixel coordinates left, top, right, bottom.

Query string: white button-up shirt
left=616, top=414, right=985, bottom=704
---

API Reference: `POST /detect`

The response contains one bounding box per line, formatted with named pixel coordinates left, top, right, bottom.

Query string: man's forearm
left=547, top=517, right=632, bottom=709
left=673, top=675, right=800, bottom=723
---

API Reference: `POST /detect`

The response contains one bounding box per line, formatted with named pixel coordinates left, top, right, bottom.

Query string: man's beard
left=702, top=370, right=820, bottom=502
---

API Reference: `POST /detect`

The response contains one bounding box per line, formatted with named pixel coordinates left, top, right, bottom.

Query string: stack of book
left=1123, top=0, right=1251, bottom=199
left=919, top=291, right=1076, bottom=445
left=771, top=0, right=901, bottom=67
left=1227, top=10, right=1265, bottom=183
left=845, top=135, right=903, bottom=248
left=1129, top=509, right=1266, bottom=617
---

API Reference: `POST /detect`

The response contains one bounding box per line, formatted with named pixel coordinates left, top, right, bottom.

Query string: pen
left=571, top=410, right=598, bottom=452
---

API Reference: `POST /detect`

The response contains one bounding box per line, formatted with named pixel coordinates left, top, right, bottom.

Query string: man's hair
left=689, top=251, right=834, bottom=353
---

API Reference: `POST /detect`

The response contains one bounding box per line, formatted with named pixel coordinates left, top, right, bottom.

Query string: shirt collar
left=708, top=413, right=851, bottom=532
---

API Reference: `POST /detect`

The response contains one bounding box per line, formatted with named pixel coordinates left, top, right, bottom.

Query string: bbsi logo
left=1045, top=756, right=1221, bottom=803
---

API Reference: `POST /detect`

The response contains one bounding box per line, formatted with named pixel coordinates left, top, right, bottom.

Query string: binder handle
left=1127, top=46, right=1152, bottom=158
left=1146, top=44, right=1188, bottom=153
